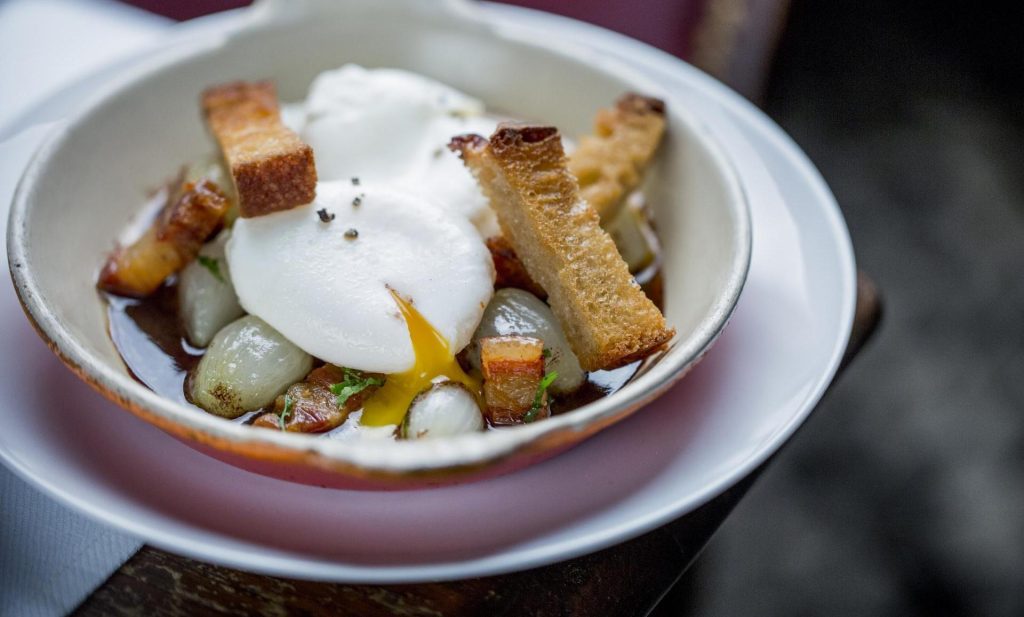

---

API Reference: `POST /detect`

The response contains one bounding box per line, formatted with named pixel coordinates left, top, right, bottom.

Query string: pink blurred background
left=121, top=0, right=790, bottom=100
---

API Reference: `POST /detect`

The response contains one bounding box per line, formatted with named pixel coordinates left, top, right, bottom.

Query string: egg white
left=227, top=182, right=494, bottom=373
left=290, top=65, right=501, bottom=237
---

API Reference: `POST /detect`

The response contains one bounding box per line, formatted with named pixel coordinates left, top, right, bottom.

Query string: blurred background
left=3, top=0, right=1022, bottom=614
left=676, top=2, right=1024, bottom=615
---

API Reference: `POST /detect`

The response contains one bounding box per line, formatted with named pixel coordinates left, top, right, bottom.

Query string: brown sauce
left=106, top=265, right=663, bottom=434
left=106, top=281, right=200, bottom=409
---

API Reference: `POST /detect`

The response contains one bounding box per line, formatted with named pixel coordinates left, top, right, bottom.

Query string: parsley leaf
left=542, top=348, right=552, bottom=359
left=197, top=255, right=225, bottom=283
left=278, top=394, right=294, bottom=431
left=330, top=368, right=385, bottom=408
left=523, top=371, right=558, bottom=423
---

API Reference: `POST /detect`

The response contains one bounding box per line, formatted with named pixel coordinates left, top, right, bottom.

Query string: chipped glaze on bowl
left=6, top=0, right=750, bottom=488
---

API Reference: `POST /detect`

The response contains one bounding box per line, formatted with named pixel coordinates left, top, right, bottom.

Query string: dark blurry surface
left=690, top=1, right=1024, bottom=615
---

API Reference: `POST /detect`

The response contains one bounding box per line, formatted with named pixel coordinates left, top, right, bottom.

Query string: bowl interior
left=9, top=4, right=748, bottom=475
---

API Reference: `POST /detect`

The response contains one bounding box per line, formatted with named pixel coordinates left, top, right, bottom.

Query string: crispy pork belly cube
left=253, top=379, right=339, bottom=433
left=253, top=365, right=384, bottom=433
left=201, top=81, right=317, bottom=218
left=98, top=179, right=228, bottom=297
left=480, top=335, right=549, bottom=425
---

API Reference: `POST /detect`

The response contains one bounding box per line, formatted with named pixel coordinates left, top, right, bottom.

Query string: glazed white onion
left=401, top=382, right=484, bottom=440
left=179, top=230, right=245, bottom=347
left=466, top=288, right=585, bottom=396
left=190, top=315, right=313, bottom=418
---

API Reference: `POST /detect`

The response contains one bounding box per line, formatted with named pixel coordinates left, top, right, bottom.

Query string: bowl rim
left=6, top=1, right=752, bottom=480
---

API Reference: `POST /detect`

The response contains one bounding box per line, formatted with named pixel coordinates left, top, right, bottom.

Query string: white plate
left=8, top=0, right=751, bottom=483
left=0, top=5, right=854, bottom=582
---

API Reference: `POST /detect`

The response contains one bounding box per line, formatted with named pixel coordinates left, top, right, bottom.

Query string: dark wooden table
left=74, top=274, right=881, bottom=617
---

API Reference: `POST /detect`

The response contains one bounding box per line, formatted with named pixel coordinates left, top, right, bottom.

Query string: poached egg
left=286, top=64, right=500, bottom=237
left=228, top=182, right=494, bottom=375
left=228, top=66, right=504, bottom=426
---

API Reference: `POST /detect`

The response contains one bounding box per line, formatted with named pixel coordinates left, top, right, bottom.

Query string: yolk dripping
left=359, top=291, right=480, bottom=427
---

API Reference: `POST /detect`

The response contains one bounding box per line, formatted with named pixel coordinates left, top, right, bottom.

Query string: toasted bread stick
left=567, top=93, right=666, bottom=220
left=201, top=81, right=317, bottom=218
left=450, top=125, right=674, bottom=371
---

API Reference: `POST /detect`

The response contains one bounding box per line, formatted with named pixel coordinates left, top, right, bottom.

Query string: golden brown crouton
left=486, top=235, right=547, bottom=299
left=201, top=81, right=317, bottom=218
left=480, top=335, right=549, bottom=425
left=567, top=93, right=666, bottom=220
left=450, top=124, right=674, bottom=371
left=98, top=178, right=228, bottom=297
left=253, top=365, right=384, bottom=433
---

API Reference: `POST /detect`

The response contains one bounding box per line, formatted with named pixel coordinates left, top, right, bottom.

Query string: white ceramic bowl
left=7, top=0, right=750, bottom=488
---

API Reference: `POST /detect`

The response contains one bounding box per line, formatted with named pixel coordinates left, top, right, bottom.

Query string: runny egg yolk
left=359, top=291, right=480, bottom=427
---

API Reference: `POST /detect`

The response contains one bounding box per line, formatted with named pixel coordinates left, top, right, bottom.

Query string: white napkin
left=0, top=2, right=171, bottom=615
left=0, top=465, right=141, bottom=617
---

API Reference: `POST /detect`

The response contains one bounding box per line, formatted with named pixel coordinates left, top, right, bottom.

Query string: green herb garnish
left=523, top=371, right=558, bottom=423
left=330, top=368, right=385, bottom=408
left=197, top=255, right=225, bottom=283
left=542, top=348, right=552, bottom=359
left=279, top=394, right=294, bottom=431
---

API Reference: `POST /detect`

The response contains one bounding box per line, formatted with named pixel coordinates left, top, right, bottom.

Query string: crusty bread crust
left=451, top=125, right=674, bottom=371
left=201, top=81, right=317, bottom=218
left=567, top=93, right=666, bottom=220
